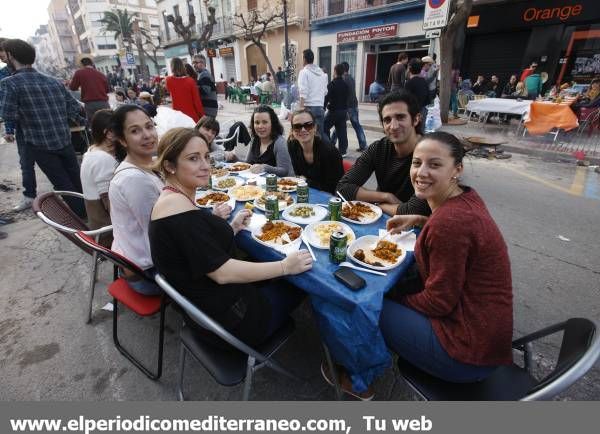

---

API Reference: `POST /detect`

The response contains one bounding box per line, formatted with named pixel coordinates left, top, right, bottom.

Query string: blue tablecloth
left=234, top=188, right=414, bottom=392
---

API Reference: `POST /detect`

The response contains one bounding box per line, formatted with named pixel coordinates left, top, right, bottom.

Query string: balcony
left=311, top=0, right=411, bottom=20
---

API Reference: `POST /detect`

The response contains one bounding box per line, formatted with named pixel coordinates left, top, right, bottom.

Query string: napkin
left=378, top=229, right=416, bottom=252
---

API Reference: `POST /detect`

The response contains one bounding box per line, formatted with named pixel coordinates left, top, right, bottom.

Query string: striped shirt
left=336, top=137, right=431, bottom=216
left=0, top=68, right=85, bottom=150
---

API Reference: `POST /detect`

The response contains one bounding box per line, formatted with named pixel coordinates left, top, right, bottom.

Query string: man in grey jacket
left=193, top=54, right=218, bottom=117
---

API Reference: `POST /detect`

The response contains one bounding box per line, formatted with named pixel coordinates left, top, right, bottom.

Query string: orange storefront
left=461, top=0, right=600, bottom=87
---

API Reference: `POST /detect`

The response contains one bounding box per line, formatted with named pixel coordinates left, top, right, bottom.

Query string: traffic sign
left=125, top=51, right=135, bottom=65
left=425, top=29, right=442, bottom=39
left=423, top=0, right=451, bottom=30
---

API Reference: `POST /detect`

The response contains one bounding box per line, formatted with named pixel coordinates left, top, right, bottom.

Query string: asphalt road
left=0, top=132, right=598, bottom=401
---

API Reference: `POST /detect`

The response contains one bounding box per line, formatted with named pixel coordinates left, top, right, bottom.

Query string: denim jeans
left=379, top=299, right=497, bottom=383
left=332, top=107, right=367, bottom=150
left=324, top=109, right=349, bottom=155
left=121, top=267, right=162, bottom=296
left=450, top=90, right=458, bottom=117
left=29, top=145, right=86, bottom=218
left=17, top=140, right=37, bottom=199
left=305, top=106, right=328, bottom=144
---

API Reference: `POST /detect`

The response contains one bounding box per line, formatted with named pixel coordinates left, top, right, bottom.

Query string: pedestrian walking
left=69, top=55, right=110, bottom=122
left=387, top=52, right=408, bottom=92
left=165, top=57, right=204, bottom=122
left=331, top=61, right=367, bottom=152
left=420, top=55, right=438, bottom=103
left=0, top=39, right=86, bottom=217
left=324, top=64, right=349, bottom=156
left=193, top=54, right=218, bottom=118
left=297, top=49, right=328, bottom=142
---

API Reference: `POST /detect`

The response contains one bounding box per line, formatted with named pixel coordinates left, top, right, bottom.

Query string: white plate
left=282, top=204, right=328, bottom=225
left=341, top=201, right=383, bottom=225
left=250, top=220, right=303, bottom=249
left=253, top=192, right=295, bottom=212
left=277, top=177, right=303, bottom=192
left=304, top=220, right=356, bottom=249
left=226, top=162, right=252, bottom=174
left=347, top=235, right=407, bottom=271
left=212, top=176, right=245, bottom=191
left=229, top=185, right=265, bottom=201
left=210, top=168, right=229, bottom=178
left=195, top=190, right=235, bottom=210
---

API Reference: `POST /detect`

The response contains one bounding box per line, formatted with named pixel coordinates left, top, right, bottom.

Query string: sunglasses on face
left=292, top=121, right=315, bottom=131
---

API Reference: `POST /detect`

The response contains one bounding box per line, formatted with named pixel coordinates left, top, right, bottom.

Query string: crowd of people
left=1, top=38, right=518, bottom=401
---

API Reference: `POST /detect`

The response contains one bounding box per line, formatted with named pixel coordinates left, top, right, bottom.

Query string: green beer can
left=265, top=195, right=279, bottom=220
left=329, top=197, right=342, bottom=221
left=329, top=231, right=347, bottom=264
left=297, top=180, right=309, bottom=203
left=266, top=174, right=278, bottom=192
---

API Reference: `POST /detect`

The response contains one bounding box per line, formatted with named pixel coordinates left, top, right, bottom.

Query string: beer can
left=297, top=180, right=309, bottom=203
left=265, top=195, right=279, bottom=220
left=329, top=197, right=342, bottom=221
left=266, top=174, right=278, bottom=192
left=329, top=231, right=347, bottom=264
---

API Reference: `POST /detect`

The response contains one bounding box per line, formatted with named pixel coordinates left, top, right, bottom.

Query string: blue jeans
left=332, top=107, right=367, bottom=150
left=259, top=279, right=305, bottom=338
left=324, top=109, right=349, bottom=155
left=379, top=299, right=497, bottom=383
left=305, top=106, right=328, bottom=144
left=450, top=90, right=458, bottom=117
left=121, top=267, right=162, bottom=296
left=17, top=140, right=37, bottom=199
left=29, top=145, right=86, bottom=218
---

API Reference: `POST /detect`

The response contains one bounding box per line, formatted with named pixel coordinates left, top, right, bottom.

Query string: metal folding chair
left=396, top=318, right=599, bottom=401
left=154, top=273, right=298, bottom=400
left=74, top=232, right=167, bottom=380
left=33, top=191, right=112, bottom=323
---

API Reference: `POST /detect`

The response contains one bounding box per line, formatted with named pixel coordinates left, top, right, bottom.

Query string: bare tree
left=141, top=36, right=161, bottom=73
left=439, top=0, right=473, bottom=124
left=166, top=0, right=216, bottom=57
left=234, top=2, right=284, bottom=85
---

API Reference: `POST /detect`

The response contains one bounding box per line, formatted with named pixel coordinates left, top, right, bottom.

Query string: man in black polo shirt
left=336, top=91, right=431, bottom=216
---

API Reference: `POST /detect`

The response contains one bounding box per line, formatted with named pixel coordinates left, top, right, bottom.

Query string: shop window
left=329, top=0, right=344, bottom=16
left=319, top=46, right=332, bottom=80
left=337, top=44, right=357, bottom=78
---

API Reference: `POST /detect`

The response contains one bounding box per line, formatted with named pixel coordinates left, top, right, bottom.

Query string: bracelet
left=280, top=260, right=287, bottom=276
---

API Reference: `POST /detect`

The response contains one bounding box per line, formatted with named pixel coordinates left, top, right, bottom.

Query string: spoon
left=339, top=262, right=387, bottom=276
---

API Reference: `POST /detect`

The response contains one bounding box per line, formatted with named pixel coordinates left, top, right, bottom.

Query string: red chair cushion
left=108, top=278, right=162, bottom=316
left=342, top=159, right=353, bottom=173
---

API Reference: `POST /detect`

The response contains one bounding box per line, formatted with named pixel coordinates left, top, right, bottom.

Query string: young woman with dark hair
left=80, top=109, right=119, bottom=245
left=244, top=105, right=294, bottom=176
left=381, top=131, right=513, bottom=383
left=287, top=109, right=343, bottom=193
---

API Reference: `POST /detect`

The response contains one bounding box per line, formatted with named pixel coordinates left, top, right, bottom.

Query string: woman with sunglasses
left=287, top=109, right=344, bottom=194
left=244, top=105, right=294, bottom=176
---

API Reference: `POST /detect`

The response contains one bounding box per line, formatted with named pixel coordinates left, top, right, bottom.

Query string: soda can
left=266, top=174, right=278, bottom=192
left=265, top=195, right=279, bottom=220
left=297, top=180, right=309, bottom=203
left=329, top=197, right=342, bottom=221
left=329, top=231, right=347, bottom=264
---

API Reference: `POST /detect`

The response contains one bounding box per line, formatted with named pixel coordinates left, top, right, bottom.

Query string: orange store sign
left=337, top=24, right=398, bottom=43
left=522, top=4, right=583, bottom=22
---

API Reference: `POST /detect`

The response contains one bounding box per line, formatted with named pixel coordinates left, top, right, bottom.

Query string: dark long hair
left=249, top=105, right=284, bottom=141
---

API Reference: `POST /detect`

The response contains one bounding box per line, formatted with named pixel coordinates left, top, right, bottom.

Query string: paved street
left=0, top=101, right=598, bottom=401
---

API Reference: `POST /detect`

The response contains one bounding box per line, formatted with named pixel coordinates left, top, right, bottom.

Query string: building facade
left=47, top=0, right=79, bottom=70
left=67, top=0, right=165, bottom=77
left=462, top=0, right=600, bottom=87
left=157, top=0, right=239, bottom=81
left=310, top=0, right=428, bottom=102
left=234, top=0, right=309, bottom=85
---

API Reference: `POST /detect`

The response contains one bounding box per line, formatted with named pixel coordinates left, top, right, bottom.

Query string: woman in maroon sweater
left=380, top=131, right=513, bottom=382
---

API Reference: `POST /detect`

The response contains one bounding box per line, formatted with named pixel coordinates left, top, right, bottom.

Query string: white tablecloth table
left=466, top=98, right=532, bottom=116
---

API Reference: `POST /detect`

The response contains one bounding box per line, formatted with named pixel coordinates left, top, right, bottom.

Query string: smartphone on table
left=334, top=267, right=366, bottom=291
